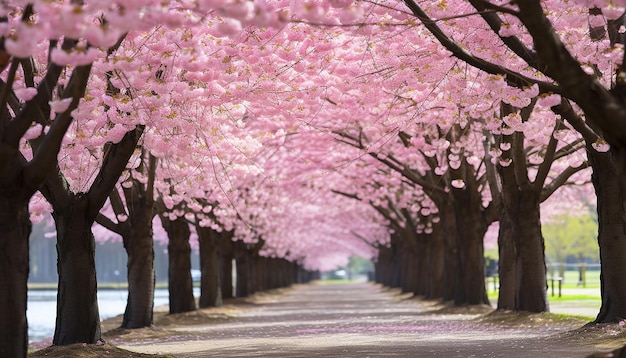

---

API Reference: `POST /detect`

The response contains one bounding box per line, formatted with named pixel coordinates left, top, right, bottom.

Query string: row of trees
left=4, top=1, right=626, bottom=357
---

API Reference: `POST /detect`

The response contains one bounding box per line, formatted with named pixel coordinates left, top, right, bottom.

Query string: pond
left=27, top=288, right=184, bottom=343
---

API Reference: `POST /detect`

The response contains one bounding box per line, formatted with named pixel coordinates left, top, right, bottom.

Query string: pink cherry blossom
left=49, top=98, right=73, bottom=113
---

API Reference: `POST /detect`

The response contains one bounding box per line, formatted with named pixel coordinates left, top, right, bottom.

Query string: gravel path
left=116, top=282, right=613, bottom=357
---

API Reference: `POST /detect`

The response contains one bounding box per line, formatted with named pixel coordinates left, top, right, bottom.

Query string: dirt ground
left=30, top=282, right=626, bottom=357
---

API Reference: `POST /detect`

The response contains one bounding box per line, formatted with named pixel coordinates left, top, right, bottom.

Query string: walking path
left=105, top=282, right=623, bottom=357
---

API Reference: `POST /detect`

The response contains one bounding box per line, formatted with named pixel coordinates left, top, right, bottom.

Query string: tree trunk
left=499, top=190, right=548, bottom=312
left=497, top=211, right=516, bottom=310
left=197, top=226, right=222, bottom=308
left=414, top=235, right=429, bottom=296
left=495, top=128, right=548, bottom=312
left=397, top=241, right=414, bottom=293
left=510, top=192, right=548, bottom=312
left=221, top=256, right=234, bottom=298
left=52, top=196, right=102, bottom=345
left=389, top=236, right=402, bottom=288
left=590, top=149, right=626, bottom=323
left=234, top=241, right=251, bottom=297
left=375, top=244, right=393, bottom=286
left=426, top=233, right=445, bottom=299
left=40, top=126, right=145, bottom=342
left=219, top=232, right=234, bottom=299
left=435, top=200, right=457, bottom=302
left=161, top=215, right=195, bottom=314
left=121, top=196, right=155, bottom=328
left=249, top=253, right=261, bottom=293
left=452, top=188, right=489, bottom=306
left=0, top=195, right=30, bottom=358
left=260, top=257, right=271, bottom=290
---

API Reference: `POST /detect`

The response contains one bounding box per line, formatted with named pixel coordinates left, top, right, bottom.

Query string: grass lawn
left=486, top=269, right=602, bottom=303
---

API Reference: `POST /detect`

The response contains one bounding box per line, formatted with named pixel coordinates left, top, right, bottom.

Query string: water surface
left=28, top=288, right=173, bottom=343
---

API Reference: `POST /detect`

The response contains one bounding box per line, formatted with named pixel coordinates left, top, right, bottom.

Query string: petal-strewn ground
left=54, top=282, right=623, bottom=357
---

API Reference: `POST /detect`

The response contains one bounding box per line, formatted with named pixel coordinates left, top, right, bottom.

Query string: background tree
left=543, top=213, right=599, bottom=264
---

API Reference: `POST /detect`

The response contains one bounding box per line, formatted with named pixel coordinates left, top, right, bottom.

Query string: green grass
left=320, top=278, right=356, bottom=284
left=549, top=269, right=601, bottom=289
left=548, top=294, right=601, bottom=302
left=485, top=269, right=602, bottom=302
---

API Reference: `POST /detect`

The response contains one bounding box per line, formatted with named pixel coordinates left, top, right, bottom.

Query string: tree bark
left=219, top=233, right=234, bottom=299
left=389, top=235, right=401, bottom=288
left=234, top=241, right=251, bottom=297
left=197, top=225, right=222, bottom=308
left=121, top=188, right=155, bottom=328
left=433, top=198, right=457, bottom=302
left=376, top=244, right=395, bottom=286
left=426, top=232, right=445, bottom=299
left=414, top=234, right=429, bottom=296
left=590, top=149, right=626, bottom=323
left=452, top=190, right=489, bottom=305
left=444, top=156, right=490, bottom=306
left=234, top=240, right=264, bottom=296
left=52, top=196, right=102, bottom=345
left=509, top=192, right=548, bottom=312
left=496, top=211, right=516, bottom=310
left=161, top=215, right=196, bottom=314
left=398, top=239, right=417, bottom=293
left=0, top=195, right=30, bottom=358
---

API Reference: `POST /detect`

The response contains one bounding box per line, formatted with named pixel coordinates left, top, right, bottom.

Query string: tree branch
left=86, top=125, right=145, bottom=222
left=551, top=99, right=602, bottom=151
left=533, top=123, right=559, bottom=191
left=7, top=38, right=77, bottom=146
left=515, top=0, right=626, bottom=145
left=24, top=64, right=92, bottom=188
left=109, top=185, right=128, bottom=218
left=540, top=162, right=590, bottom=202
left=468, top=0, right=539, bottom=68
left=95, top=213, right=122, bottom=236
left=402, top=0, right=560, bottom=93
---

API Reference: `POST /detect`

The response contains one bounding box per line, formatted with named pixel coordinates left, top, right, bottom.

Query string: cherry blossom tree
left=0, top=1, right=293, bottom=355
left=0, top=3, right=111, bottom=354
left=394, top=0, right=626, bottom=322
left=95, top=154, right=158, bottom=329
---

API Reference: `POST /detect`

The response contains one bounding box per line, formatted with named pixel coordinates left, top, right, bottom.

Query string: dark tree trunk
left=510, top=192, right=548, bottom=312
left=52, top=197, right=102, bottom=345
left=398, top=240, right=417, bottom=293
left=375, top=244, right=393, bottom=286
left=497, top=211, right=516, bottom=310
left=221, top=253, right=234, bottom=299
left=279, top=259, right=293, bottom=288
left=219, top=232, right=234, bottom=299
left=436, top=201, right=458, bottom=302
left=414, top=235, right=429, bottom=296
left=234, top=241, right=251, bottom=297
left=495, top=126, right=548, bottom=312
left=0, top=196, right=30, bottom=358
left=42, top=127, right=145, bottom=343
left=260, top=257, right=271, bottom=290
left=426, top=233, right=445, bottom=299
left=451, top=187, right=489, bottom=306
left=453, top=210, right=489, bottom=305
left=249, top=253, right=261, bottom=293
left=161, top=215, right=195, bottom=313
left=590, top=149, right=626, bottom=323
left=0, top=57, right=93, bottom=356
left=121, top=192, right=155, bottom=328
left=398, top=214, right=420, bottom=295
left=233, top=241, right=265, bottom=296
left=389, top=235, right=401, bottom=288
left=197, top=226, right=222, bottom=308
